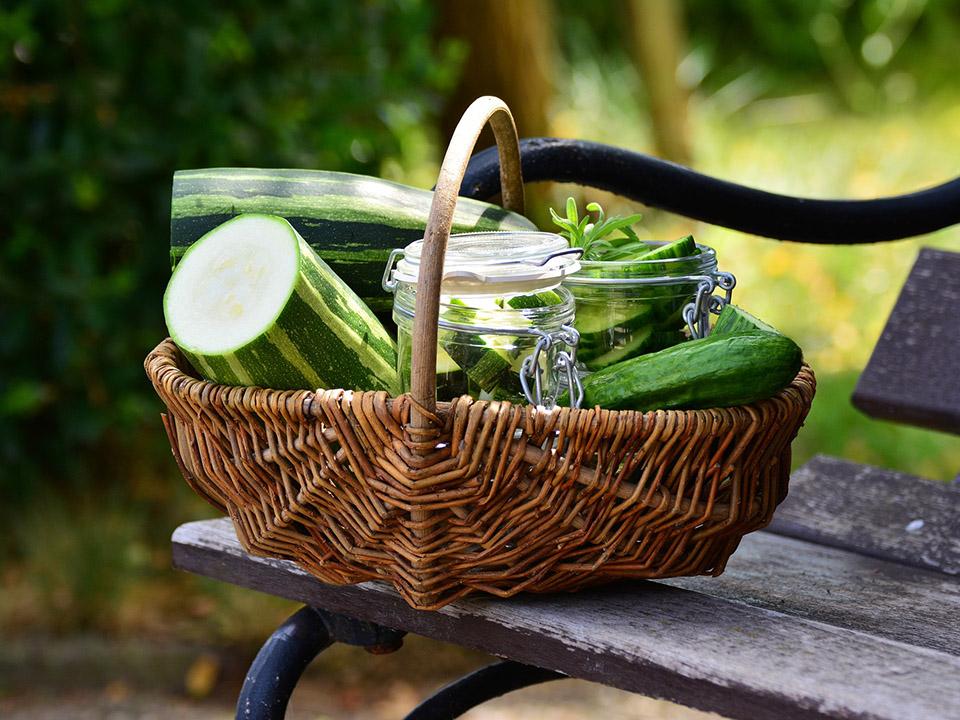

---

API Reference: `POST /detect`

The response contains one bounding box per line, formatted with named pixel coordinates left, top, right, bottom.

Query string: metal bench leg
left=236, top=605, right=405, bottom=720
left=404, top=660, right=565, bottom=720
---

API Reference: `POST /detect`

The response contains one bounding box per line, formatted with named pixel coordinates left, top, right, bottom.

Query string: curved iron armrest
left=461, top=137, right=960, bottom=244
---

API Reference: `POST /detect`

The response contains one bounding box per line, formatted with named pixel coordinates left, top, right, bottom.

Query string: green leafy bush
left=0, top=1, right=456, bottom=507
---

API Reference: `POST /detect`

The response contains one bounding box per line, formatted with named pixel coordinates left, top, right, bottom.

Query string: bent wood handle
left=410, top=96, right=525, bottom=429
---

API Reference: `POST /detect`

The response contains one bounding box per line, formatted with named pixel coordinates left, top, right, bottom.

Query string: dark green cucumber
left=577, top=328, right=684, bottom=369
left=439, top=300, right=515, bottom=394
left=439, top=292, right=567, bottom=395
left=568, top=236, right=700, bottom=371
left=711, top=304, right=780, bottom=336
left=503, top=290, right=564, bottom=309
left=635, top=234, right=698, bottom=262
left=490, top=375, right=527, bottom=404
left=443, top=340, right=513, bottom=391
left=573, top=331, right=802, bottom=411
left=573, top=301, right=655, bottom=335
left=171, top=168, right=536, bottom=313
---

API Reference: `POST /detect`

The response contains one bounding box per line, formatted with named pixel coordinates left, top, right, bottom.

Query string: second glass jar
left=563, top=243, right=724, bottom=372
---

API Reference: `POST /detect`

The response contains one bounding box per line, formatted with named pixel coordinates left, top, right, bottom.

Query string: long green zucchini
left=171, top=168, right=537, bottom=313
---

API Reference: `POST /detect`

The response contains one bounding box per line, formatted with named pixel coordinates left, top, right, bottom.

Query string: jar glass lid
left=393, top=231, right=582, bottom=294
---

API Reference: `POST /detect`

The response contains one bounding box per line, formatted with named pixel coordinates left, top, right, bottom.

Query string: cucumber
left=573, top=297, right=686, bottom=370
left=635, top=234, right=698, bottom=262
left=503, top=290, right=564, bottom=309
left=435, top=300, right=513, bottom=394
left=435, top=349, right=469, bottom=399
left=443, top=339, right=514, bottom=391
left=711, top=304, right=780, bottom=336
left=438, top=292, right=567, bottom=396
left=170, top=168, right=537, bottom=313
left=577, top=328, right=684, bottom=369
left=573, top=301, right=654, bottom=335
left=572, top=331, right=802, bottom=411
left=401, top=296, right=538, bottom=400
left=164, top=214, right=399, bottom=392
left=491, top=382, right=526, bottom=403
left=567, top=236, right=701, bottom=371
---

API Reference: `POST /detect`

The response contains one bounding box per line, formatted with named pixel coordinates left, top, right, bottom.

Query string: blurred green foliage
left=0, top=1, right=458, bottom=509
left=559, top=0, right=960, bottom=111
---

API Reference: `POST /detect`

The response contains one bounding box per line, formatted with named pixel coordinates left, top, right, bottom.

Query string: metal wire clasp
left=381, top=248, right=404, bottom=292
left=519, top=325, right=583, bottom=409
left=683, top=271, right=737, bottom=339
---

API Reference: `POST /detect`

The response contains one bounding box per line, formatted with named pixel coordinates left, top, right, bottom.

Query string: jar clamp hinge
left=519, top=325, right=583, bottom=409
left=683, top=271, right=737, bottom=339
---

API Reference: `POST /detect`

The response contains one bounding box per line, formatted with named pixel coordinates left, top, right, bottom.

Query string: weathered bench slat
left=768, top=455, right=959, bottom=576
left=667, top=530, right=960, bottom=655
left=852, top=247, right=960, bottom=435
left=173, top=518, right=960, bottom=720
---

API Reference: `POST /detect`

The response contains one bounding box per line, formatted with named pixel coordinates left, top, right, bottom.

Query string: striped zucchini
left=171, top=168, right=537, bottom=313
left=164, top=214, right=399, bottom=392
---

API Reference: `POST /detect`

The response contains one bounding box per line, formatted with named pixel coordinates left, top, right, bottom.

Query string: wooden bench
left=170, top=144, right=960, bottom=719
left=176, top=453, right=960, bottom=719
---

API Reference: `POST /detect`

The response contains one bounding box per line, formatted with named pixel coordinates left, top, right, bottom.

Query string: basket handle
left=409, top=96, right=525, bottom=427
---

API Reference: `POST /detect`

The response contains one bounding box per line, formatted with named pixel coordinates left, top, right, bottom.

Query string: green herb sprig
left=549, top=197, right=650, bottom=261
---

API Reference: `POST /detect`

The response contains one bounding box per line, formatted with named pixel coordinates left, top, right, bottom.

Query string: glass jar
left=385, top=232, right=582, bottom=407
left=563, top=243, right=734, bottom=372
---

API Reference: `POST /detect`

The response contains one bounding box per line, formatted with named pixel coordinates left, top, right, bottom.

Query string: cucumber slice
left=441, top=299, right=518, bottom=393
left=574, top=302, right=654, bottom=335
left=635, top=234, right=698, bottom=262
left=435, top=346, right=461, bottom=374
left=439, top=292, right=570, bottom=399
left=443, top=341, right=514, bottom=390
left=491, top=383, right=526, bottom=403
left=578, top=328, right=683, bottom=369
left=504, top=290, right=564, bottom=309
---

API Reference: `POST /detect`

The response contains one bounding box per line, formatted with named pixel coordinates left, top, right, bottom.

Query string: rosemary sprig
left=549, top=197, right=647, bottom=261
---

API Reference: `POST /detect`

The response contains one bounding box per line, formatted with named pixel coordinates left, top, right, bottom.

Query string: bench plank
left=768, top=455, right=959, bottom=575
left=173, top=518, right=960, bottom=720
left=852, top=247, right=960, bottom=434
left=668, top=531, right=960, bottom=655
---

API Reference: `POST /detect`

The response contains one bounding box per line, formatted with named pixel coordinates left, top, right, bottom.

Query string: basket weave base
left=147, top=339, right=815, bottom=610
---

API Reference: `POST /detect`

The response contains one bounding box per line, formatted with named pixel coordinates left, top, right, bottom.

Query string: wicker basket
left=146, top=96, right=816, bottom=610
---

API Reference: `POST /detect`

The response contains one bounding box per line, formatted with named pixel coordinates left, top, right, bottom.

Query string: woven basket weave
left=146, top=97, right=816, bottom=610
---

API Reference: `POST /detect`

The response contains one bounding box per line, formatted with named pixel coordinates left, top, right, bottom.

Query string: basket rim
left=145, top=336, right=816, bottom=423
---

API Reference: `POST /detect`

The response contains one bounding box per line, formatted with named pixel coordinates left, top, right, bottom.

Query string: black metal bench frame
left=234, top=604, right=561, bottom=720
left=189, top=139, right=960, bottom=719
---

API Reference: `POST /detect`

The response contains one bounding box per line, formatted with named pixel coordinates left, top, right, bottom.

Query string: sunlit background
left=2, top=1, right=958, bottom=717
